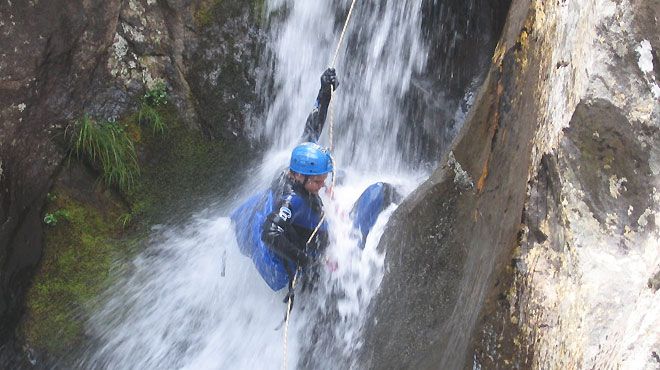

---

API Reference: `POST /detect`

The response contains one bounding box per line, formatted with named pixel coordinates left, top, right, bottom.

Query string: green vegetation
left=139, top=82, right=168, bottom=134
left=69, top=83, right=170, bottom=193
left=70, top=116, right=139, bottom=192
left=143, top=81, right=168, bottom=107
left=43, top=209, right=70, bottom=227
left=24, top=61, right=254, bottom=361
left=139, top=105, right=165, bottom=134
left=124, top=104, right=251, bottom=225
left=195, top=0, right=266, bottom=28
left=138, top=82, right=168, bottom=134
left=23, top=187, right=124, bottom=356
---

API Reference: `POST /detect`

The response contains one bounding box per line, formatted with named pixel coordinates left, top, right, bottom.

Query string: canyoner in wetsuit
left=231, top=68, right=338, bottom=292
left=262, top=142, right=333, bottom=296
left=231, top=68, right=403, bottom=295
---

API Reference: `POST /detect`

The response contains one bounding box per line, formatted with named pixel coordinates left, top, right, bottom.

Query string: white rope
left=330, top=0, right=359, bottom=68
left=329, top=87, right=335, bottom=152
left=282, top=212, right=326, bottom=370
left=328, top=0, right=357, bottom=191
left=282, top=1, right=358, bottom=367
left=282, top=271, right=298, bottom=370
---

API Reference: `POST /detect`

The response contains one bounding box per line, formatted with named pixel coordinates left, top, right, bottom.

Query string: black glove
left=321, top=68, right=339, bottom=92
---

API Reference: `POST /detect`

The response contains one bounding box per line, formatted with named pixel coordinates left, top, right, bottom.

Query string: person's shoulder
left=275, top=175, right=304, bottom=209
left=285, top=191, right=305, bottom=210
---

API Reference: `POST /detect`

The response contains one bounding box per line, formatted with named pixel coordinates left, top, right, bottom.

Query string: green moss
left=195, top=4, right=213, bottom=28
left=195, top=0, right=266, bottom=28
left=23, top=188, right=123, bottom=356
left=124, top=105, right=251, bottom=224
left=22, top=96, right=254, bottom=360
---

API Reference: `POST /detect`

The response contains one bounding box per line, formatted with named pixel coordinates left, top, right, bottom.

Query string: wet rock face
left=398, top=0, right=512, bottom=164
left=473, top=153, right=567, bottom=369
left=470, top=0, right=659, bottom=368
left=524, top=154, right=565, bottom=251
left=361, top=0, right=543, bottom=362
left=361, top=176, right=466, bottom=367
left=0, top=0, right=261, bottom=350
left=561, top=99, right=656, bottom=234
left=185, top=2, right=262, bottom=138
left=0, top=0, right=123, bottom=343
left=365, top=0, right=659, bottom=367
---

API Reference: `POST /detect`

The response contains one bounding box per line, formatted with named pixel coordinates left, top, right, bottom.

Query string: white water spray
left=82, top=0, right=430, bottom=368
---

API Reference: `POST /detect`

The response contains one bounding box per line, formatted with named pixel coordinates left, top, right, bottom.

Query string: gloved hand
left=321, top=68, right=339, bottom=92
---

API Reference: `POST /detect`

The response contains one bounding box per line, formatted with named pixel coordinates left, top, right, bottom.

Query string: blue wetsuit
left=231, top=83, right=332, bottom=291
left=231, top=71, right=401, bottom=291
left=261, top=172, right=329, bottom=282
left=260, top=83, right=333, bottom=280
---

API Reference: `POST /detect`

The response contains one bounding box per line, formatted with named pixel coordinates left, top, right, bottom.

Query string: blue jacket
left=230, top=85, right=332, bottom=291
left=231, top=79, right=401, bottom=291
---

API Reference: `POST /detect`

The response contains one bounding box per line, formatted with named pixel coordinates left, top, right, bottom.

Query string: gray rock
left=0, top=0, right=262, bottom=353
left=649, top=270, right=660, bottom=292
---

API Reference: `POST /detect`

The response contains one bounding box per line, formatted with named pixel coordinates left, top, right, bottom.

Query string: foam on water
left=83, top=0, right=430, bottom=368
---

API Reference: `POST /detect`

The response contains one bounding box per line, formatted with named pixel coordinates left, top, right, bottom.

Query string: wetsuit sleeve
left=301, top=86, right=332, bottom=143
left=261, top=199, right=309, bottom=266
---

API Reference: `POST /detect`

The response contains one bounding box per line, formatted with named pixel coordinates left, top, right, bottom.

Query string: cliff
left=0, top=0, right=262, bottom=365
left=364, top=0, right=659, bottom=368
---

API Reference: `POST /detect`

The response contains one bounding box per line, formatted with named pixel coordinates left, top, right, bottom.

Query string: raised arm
left=301, top=68, right=339, bottom=143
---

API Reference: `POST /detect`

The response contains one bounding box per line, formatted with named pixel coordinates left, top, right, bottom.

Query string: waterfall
left=257, top=0, right=428, bottom=173
left=81, top=0, right=435, bottom=368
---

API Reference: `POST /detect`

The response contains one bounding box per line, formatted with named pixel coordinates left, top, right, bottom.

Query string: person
left=231, top=69, right=338, bottom=292
left=231, top=68, right=402, bottom=294
left=261, top=142, right=333, bottom=296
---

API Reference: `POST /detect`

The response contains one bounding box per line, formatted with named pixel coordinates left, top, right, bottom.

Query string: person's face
left=297, top=173, right=328, bottom=195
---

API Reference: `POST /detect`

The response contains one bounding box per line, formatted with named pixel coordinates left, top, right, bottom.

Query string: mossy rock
left=123, top=104, right=253, bottom=225
left=195, top=0, right=266, bottom=28
left=20, top=100, right=255, bottom=362
left=20, top=166, right=127, bottom=358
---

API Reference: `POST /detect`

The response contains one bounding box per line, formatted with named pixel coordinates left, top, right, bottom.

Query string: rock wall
left=0, top=0, right=262, bottom=359
left=0, top=0, right=124, bottom=346
left=400, top=0, right=512, bottom=163
left=363, top=0, right=658, bottom=368
left=473, top=0, right=659, bottom=368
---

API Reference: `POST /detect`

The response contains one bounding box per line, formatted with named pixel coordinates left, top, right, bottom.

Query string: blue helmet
left=289, top=142, right=333, bottom=175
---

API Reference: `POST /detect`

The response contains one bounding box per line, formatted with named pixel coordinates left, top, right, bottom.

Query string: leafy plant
left=43, top=209, right=70, bottom=227
left=117, top=212, right=134, bottom=228
left=71, top=115, right=139, bottom=192
left=143, top=82, right=168, bottom=107
left=138, top=82, right=168, bottom=134
left=43, top=213, right=57, bottom=226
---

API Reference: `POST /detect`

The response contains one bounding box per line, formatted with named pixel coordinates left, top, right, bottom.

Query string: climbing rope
left=328, top=0, right=358, bottom=150
left=327, top=0, right=358, bottom=192
left=281, top=270, right=298, bottom=370
left=282, top=1, right=358, bottom=368
left=330, top=0, right=359, bottom=68
left=282, top=213, right=326, bottom=370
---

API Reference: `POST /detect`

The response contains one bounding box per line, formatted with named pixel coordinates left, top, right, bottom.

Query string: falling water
left=81, top=0, right=436, bottom=368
